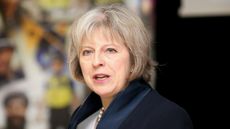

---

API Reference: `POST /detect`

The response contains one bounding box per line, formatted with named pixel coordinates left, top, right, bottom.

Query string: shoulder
left=121, top=89, right=193, bottom=129
left=68, top=106, right=80, bottom=129
left=145, top=89, right=187, bottom=113
left=146, top=89, right=193, bottom=128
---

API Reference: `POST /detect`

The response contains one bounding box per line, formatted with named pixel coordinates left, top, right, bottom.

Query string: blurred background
left=0, top=0, right=154, bottom=129
left=1, top=0, right=229, bottom=129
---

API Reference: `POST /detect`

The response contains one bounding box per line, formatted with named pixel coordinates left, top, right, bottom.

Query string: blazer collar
left=72, top=78, right=152, bottom=129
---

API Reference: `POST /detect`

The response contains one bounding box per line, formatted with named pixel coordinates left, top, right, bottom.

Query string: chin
left=94, top=88, right=115, bottom=98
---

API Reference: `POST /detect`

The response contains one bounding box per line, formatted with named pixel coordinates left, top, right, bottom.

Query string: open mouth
left=93, top=74, right=110, bottom=80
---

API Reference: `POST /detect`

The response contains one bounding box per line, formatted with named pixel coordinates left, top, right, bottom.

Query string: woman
left=68, top=4, right=193, bottom=129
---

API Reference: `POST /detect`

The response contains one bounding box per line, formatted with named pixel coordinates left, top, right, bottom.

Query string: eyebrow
left=80, top=43, right=120, bottom=49
left=80, top=45, right=93, bottom=49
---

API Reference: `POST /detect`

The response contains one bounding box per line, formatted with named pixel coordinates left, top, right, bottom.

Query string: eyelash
left=106, top=48, right=117, bottom=53
left=81, top=48, right=117, bottom=56
left=82, top=50, right=93, bottom=56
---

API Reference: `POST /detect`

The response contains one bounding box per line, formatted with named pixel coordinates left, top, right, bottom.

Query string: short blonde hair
left=68, top=4, right=157, bottom=86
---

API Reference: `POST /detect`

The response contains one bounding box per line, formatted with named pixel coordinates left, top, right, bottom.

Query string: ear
left=130, top=63, right=135, bottom=73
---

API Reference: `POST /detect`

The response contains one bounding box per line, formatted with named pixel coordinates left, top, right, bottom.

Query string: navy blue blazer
left=68, top=79, right=193, bottom=129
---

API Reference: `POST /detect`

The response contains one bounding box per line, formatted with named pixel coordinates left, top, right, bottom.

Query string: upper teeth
left=97, top=75, right=106, bottom=77
left=95, top=75, right=108, bottom=78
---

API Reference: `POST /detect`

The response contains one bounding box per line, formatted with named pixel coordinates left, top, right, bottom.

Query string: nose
left=92, top=52, right=104, bottom=68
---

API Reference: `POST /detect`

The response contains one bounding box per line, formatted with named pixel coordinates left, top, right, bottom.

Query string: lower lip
left=93, top=76, right=111, bottom=84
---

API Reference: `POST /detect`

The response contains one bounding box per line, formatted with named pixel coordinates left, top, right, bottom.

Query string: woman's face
left=79, top=28, right=131, bottom=99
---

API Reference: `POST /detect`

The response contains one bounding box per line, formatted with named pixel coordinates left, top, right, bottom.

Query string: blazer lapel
left=69, top=93, right=102, bottom=129
left=97, top=79, right=151, bottom=129
left=70, top=78, right=151, bottom=129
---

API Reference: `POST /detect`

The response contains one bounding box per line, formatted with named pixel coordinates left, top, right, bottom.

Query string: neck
left=100, top=97, right=113, bottom=110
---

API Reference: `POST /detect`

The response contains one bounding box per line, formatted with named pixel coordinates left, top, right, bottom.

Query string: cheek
left=79, top=61, right=89, bottom=75
left=112, top=57, right=131, bottom=76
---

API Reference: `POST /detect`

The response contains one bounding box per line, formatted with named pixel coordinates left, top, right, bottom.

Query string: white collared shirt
left=77, top=110, right=100, bottom=129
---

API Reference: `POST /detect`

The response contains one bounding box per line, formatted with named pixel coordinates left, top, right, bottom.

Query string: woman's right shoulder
left=68, top=106, right=81, bottom=129
left=71, top=106, right=81, bottom=119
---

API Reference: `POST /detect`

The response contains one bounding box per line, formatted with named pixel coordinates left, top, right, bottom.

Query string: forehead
left=81, top=27, right=124, bottom=46
left=7, top=98, right=26, bottom=107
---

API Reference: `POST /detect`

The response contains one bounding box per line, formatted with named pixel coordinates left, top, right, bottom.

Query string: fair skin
left=79, top=28, right=131, bottom=109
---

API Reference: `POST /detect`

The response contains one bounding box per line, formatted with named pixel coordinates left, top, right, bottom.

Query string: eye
left=82, top=50, right=93, bottom=56
left=106, top=48, right=117, bottom=53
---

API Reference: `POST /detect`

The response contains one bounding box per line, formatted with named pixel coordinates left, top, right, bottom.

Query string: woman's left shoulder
left=139, top=89, right=194, bottom=128
left=144, top=89, right=190, bottom=116
left=120, top=88, right=193, bottom=129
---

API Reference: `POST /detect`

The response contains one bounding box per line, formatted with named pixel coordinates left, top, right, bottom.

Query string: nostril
left=92, top=55, right=105, bottom=67
left=93, top=62, right=104, bottom=68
